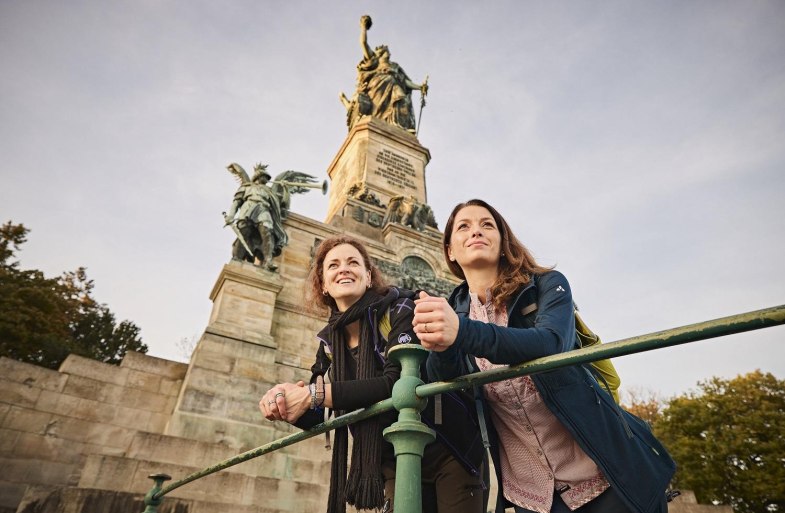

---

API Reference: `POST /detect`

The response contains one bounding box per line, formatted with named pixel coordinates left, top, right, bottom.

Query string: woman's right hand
left=413, top=291, right=460, bottom=352
left=259, top=381, right=310, bottom=423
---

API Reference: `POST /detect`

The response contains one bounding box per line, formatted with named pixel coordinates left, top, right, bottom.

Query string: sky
left=2, top=1, right=783, bottom=400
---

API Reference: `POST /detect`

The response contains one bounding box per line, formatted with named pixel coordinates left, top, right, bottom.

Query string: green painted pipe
left=150, top=397, right=397, bottom=501
left=418, top=304, right=785, bottom=398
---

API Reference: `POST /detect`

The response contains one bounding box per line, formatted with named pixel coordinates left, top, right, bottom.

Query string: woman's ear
left=447, top=245, right=455, bottom=262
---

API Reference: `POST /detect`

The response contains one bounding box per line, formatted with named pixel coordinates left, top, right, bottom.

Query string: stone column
left=165, top=261, right=285, bottom=450
left=206, top=260, right=283, bottom=346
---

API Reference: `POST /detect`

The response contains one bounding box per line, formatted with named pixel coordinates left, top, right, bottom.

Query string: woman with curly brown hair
left=260, top=235, right=484, bottom=513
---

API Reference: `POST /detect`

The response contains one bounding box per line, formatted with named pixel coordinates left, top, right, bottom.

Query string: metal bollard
left=383, top=344, right=435, bottom=513
left=142, top=473, right=171, bottom=513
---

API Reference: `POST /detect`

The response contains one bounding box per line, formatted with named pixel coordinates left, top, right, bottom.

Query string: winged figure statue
left=223, top=163, right=322, bottom=271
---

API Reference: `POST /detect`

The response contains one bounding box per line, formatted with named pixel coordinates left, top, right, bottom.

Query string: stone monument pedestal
left=206, top=260, right=283, bottom=346
left=165, top=261, right=290, bottom=451
left=325, top=116, right=431, bottom=230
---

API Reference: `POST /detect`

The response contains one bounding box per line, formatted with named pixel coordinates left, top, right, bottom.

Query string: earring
left=322, top=290, right=328, bottom=296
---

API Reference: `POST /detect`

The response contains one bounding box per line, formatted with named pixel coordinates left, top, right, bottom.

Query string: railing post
left=383, top=345, right=436, bottom=513
left=142, top=473, right=171, bottom=513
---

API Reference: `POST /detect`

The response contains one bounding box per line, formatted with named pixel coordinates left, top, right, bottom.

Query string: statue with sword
left=223, top=162, right=326, bottom=271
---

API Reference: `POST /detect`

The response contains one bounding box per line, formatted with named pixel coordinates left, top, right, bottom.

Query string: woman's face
left=322, top=243, right=371, bottom=311
left=447, top=205, right=502, bottom=271
left=376, top=47, right=390, bottom=62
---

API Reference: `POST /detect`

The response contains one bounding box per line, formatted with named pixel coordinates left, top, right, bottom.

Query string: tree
left=0, top=221, right=147, bottom=369
left=621, top=386, right=665, bottom=427
left=654, top=371, right=785, bottom=513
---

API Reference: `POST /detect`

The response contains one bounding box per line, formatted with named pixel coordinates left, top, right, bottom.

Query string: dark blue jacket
left=426, top=271, right=675, bottom=513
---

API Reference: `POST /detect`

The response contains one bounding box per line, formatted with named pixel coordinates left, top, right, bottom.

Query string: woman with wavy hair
left=414, top=199, right=675, bottom=513
left=260, top=235, right=484, bottom=513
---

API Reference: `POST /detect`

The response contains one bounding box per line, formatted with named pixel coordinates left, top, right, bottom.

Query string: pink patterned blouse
left=469, top=291, right=609, bottom=513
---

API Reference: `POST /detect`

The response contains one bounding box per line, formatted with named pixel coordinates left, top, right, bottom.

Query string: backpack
left=519, top=275, right=621, bottom=403
left=573, top=308, right=621, bottom=403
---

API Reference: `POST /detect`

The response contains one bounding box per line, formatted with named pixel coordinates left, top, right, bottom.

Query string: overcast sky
left=2, top=1, right=783, bottom=399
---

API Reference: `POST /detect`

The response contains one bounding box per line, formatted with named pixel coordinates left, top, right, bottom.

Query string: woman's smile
left=323, top=243, right=371, bottom=311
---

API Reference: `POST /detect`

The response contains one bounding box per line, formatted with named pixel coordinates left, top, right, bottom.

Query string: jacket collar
left=448, top=281, right=472, bottom=316
left=507, top=275, right=537, bottom=317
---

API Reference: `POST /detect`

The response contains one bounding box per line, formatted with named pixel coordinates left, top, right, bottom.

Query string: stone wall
left=0, top=353, right=185, bottom=512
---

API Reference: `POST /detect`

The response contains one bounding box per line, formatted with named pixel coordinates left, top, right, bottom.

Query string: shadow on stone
left=18, top=487, right=189, bottom=513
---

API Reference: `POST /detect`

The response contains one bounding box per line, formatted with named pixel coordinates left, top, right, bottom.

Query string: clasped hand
left=259, top=381, right=310, bottom=423
left=413, top=291, right=459, bottom=352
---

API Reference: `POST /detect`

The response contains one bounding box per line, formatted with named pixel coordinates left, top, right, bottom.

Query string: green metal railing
left=142, top=304, right=785, bottom=513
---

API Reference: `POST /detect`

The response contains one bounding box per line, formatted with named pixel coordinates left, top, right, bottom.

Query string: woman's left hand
left=413, top=291, right=459, bottom=351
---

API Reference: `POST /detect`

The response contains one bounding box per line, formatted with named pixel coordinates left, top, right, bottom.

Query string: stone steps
left=124, top=430, right=329, bottom=483
left=77, top=453, right=325, bottom=512
left=14, top=485, right=286, bottom=513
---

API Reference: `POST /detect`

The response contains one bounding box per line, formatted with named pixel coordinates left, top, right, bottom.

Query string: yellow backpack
left=574, top=309, right=621, bottom=403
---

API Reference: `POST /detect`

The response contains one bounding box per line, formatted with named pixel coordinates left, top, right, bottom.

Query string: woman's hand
left=259, top=381, right=310, bottom=423
left=413, top=291, right=460, bottom=352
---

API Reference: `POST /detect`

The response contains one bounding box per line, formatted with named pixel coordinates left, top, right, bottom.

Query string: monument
left=0, top=15, right=450, bottom=513
left=0, top=14, right=717, bottom=513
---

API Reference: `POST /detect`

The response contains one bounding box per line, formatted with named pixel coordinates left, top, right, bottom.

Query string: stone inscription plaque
left=373, top=149, right=417, bottom=192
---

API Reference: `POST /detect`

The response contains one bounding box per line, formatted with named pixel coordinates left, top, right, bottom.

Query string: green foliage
left=655, top=371, right=785, bottom=513
left=0, top=221, right=147, bottom=369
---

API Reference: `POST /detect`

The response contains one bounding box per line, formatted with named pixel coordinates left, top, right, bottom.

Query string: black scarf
left=325, top=287, right=400, bottom=513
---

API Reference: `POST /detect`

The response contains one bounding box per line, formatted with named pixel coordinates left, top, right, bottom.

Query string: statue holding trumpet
left=223, top=162, right=327, bottom=271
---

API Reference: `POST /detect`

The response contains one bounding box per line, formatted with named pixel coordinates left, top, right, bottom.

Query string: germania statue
left=340, top=15, right=429, bottom=133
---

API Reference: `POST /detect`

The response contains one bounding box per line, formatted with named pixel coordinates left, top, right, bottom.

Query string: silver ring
left=274, top=392, right=285, bottom=399
left=268, top=400, right=275, bottom=405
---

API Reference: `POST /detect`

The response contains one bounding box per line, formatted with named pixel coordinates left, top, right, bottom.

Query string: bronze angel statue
left=223, top=163, right=325, bottom=271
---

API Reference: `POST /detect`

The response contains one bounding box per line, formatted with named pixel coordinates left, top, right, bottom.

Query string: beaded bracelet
left=310, top=375, right=325, bottom=409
